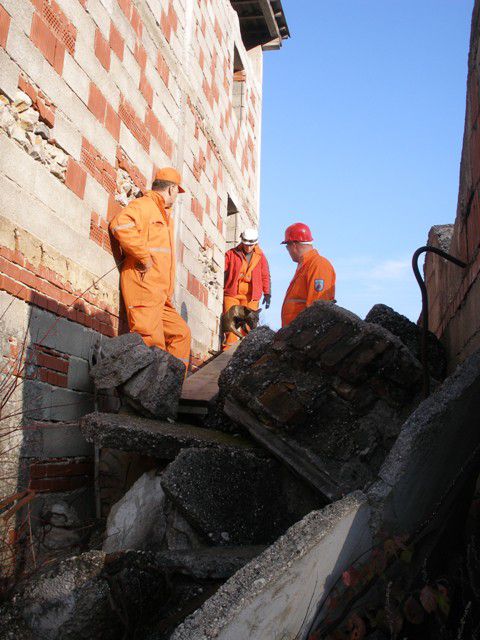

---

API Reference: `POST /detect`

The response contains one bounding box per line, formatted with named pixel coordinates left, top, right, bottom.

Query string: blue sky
left=258, top=0, right=473, bottom=329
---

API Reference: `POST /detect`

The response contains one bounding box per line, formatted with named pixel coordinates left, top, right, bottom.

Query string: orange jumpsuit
left=281, top=248, right=336, bottom=327
left=223, top=246, right=265, bottom=350
left=110, top=190, right=191, bottom=368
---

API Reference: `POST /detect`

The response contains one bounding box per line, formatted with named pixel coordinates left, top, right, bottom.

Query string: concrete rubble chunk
left=80, top=412, right=255, bottom=459
left=206, top=326, right=276, bottom=431
left=368, top=348, right=480, bottom=534
left=121, top=347, right=186, bottom=419
left=103, top=470, right=166, bottom=554
left=2, top=550, right=168, bottom=640
left=168, top=493, right=372, bottom=640
left=161, top=447, right=323, bottom=546
left=90, top=332, right=155, bottom=389
left=154, top=547, right=265, bottom=580
left=365, top=303, right=447, bottom=379
left=225, top=302, right=423, bottom=497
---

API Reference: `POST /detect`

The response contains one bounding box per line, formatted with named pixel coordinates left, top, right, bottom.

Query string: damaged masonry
left=2, top=297, right=480, bottom=640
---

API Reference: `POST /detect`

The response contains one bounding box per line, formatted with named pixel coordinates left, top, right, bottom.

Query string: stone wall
left=424, top=0, right=480, bottom=370
left=0, top=0, right=266, bottom=503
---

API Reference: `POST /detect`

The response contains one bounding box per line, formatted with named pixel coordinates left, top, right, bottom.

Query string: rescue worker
left=223, top=228, right=271, bottom=350
left=281, top=222, right=335, bottom=327
left=109, top=167, right=191, bottom=369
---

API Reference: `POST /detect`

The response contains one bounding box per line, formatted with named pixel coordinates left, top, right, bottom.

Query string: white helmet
left=240, top=227, right=258, bottom=246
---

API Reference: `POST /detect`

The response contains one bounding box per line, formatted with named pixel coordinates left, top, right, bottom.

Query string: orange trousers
left=126, top=298, right=191, bottom=369
left=222, top=295, right=259, bottom=351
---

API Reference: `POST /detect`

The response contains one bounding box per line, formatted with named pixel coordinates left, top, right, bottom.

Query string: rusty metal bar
left=412, top=246, right=467, bottom=397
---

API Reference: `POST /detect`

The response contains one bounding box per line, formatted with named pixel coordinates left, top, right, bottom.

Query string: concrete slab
left=154, top=547, right=265, bottom=580
left=369, top=348, right=480, bottom=534
left=168, top=492, right=372, bottom=640
left=80, top=412, right=254, bottom=459
left=161, top=447, right=323, bottom=546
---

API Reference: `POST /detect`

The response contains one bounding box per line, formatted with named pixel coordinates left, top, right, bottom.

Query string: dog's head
left=242, top=308, right=260, bottom=331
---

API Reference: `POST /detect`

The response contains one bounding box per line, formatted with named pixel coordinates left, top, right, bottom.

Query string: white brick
left=122, top=47, right=141, bottom=93
left=84, top=174, right=109, bottom=219
left=6, top=21, right=48, bottom=87
left=2, top=0, right=34, bottom=35
left=109, top=54, right=143, bottom=109
left=0, top=47, right=20, bottom=100
left=52, top=111, right=82, bottom=160
left=85, top=0, right=111, bottom=36
left=119, top=122, right=153, bottom=181
left=62, top=53, right=90, bottom=105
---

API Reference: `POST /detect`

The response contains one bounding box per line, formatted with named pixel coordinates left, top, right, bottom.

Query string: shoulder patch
left=314, top=279, right=324, bottom=292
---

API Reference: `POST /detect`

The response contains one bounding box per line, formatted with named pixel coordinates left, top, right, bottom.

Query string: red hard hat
left=281, top=222, right=314, bottom=244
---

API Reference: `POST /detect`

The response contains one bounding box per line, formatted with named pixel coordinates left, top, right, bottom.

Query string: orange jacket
left=224, top=245, right=271, bottom=300
left=281, top=248, right=335, bottom=327
left=109, top=191, right=175, bottom=308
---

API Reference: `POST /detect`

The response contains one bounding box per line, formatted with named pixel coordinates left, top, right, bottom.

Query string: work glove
left=262, top=294, right=271, bottom=309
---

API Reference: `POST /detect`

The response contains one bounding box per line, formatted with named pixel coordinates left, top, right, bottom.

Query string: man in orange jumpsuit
left=109, top=167, right=191, bottom=369
left=223, top=228, right=271, bottom=350
left=281, top=222, right=336, bottom=327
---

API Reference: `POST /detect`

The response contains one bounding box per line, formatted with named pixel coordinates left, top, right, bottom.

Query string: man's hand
left=136, top=258, right=154, bottom=273
left=262, top=294, right=271, bottom=309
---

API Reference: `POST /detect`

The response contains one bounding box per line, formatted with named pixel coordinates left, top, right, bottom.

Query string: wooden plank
left=224, top=398, right=342, bottom=502
left=182, top=344, right=239, bottom=402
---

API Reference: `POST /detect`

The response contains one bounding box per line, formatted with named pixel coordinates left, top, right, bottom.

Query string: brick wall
left=424, top=0, right=480, bottom=370
left=0, top=0, right=265, bottom=506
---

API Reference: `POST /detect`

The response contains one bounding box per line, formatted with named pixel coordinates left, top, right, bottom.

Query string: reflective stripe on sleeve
left=149, top=247, right=171, bottom=253
left=112, top=222, right=135, bottom=231
left=285, top=298, right=307, bottom=303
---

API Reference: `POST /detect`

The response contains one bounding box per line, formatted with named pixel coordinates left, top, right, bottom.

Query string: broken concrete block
left=369, top=348, right=480, bottom=534
left=80, top=412, right=254, bottom=459
left=226, top=302, right=423, bottom=497
left=206, top=326, right=275, bottom=431
left=121, top=347, right=185, bottom=419
left=89, top=333, right=155, bottom=389
left=169, top=492, right=372, bottom=640
left=103, top=470, right=166, bottom=554
left=154, top=547, right=265, bottom=580
left=161, top=447, right=323, bottom=546
left=365, top=303, right=447, bottom=379
left=34, top=121, right=51, bottom=140
left=3, top=550, right=168, bottom=640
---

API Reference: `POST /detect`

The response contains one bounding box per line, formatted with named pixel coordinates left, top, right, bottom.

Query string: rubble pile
left=224, top=302, right=424, bottom=496
left=365, top=303, right=447, bottom=379
left=90, top=333, right=185, bottom=420
left=5, top=301, right=467, bottom=640
left=0, top=91, right=68, bottom=180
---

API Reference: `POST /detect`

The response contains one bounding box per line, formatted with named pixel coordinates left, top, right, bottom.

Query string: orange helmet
left=281, top=222, right=314, bottom=244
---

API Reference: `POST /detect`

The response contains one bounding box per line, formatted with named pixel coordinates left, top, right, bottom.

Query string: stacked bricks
left=424, top=0, right=480, bottom=369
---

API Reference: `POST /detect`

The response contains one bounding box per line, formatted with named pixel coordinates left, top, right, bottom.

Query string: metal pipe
left=412, top=246, right=466, bottom=397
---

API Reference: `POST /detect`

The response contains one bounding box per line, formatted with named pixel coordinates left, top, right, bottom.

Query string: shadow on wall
left=0, top=293, right=116, bottom=589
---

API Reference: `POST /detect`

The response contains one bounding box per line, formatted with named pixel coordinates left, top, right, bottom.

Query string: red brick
left=53, top=40, right=65, bottom=74
left=191, top=197, right=203, bottom=224
left=119, top=97, right=150, bottom=151
left=88, top=82, right=107, bottom=123
left=134, top=41, right=147, bottom=70
left=157, top=52, right=169, bottom=86
left=31, top=13, right=57, bottom=67
left=118, top=0, right=131, bottom=19
left=94, top=28, right=110, bottom=71
left=139, top=72, right=153, bottom=107
left=107, top=195, right=122, bottom=221
left=37, top=100, right=55, bottom=127
left=0, top=4, right=11, bottom=49
left=130, top=6, right=142, bottom=37
left=65, top=158, right=87, bottom=198
left=105, top=103, right=120, bottom=140
left=109, top=22, right=124, bottom=60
